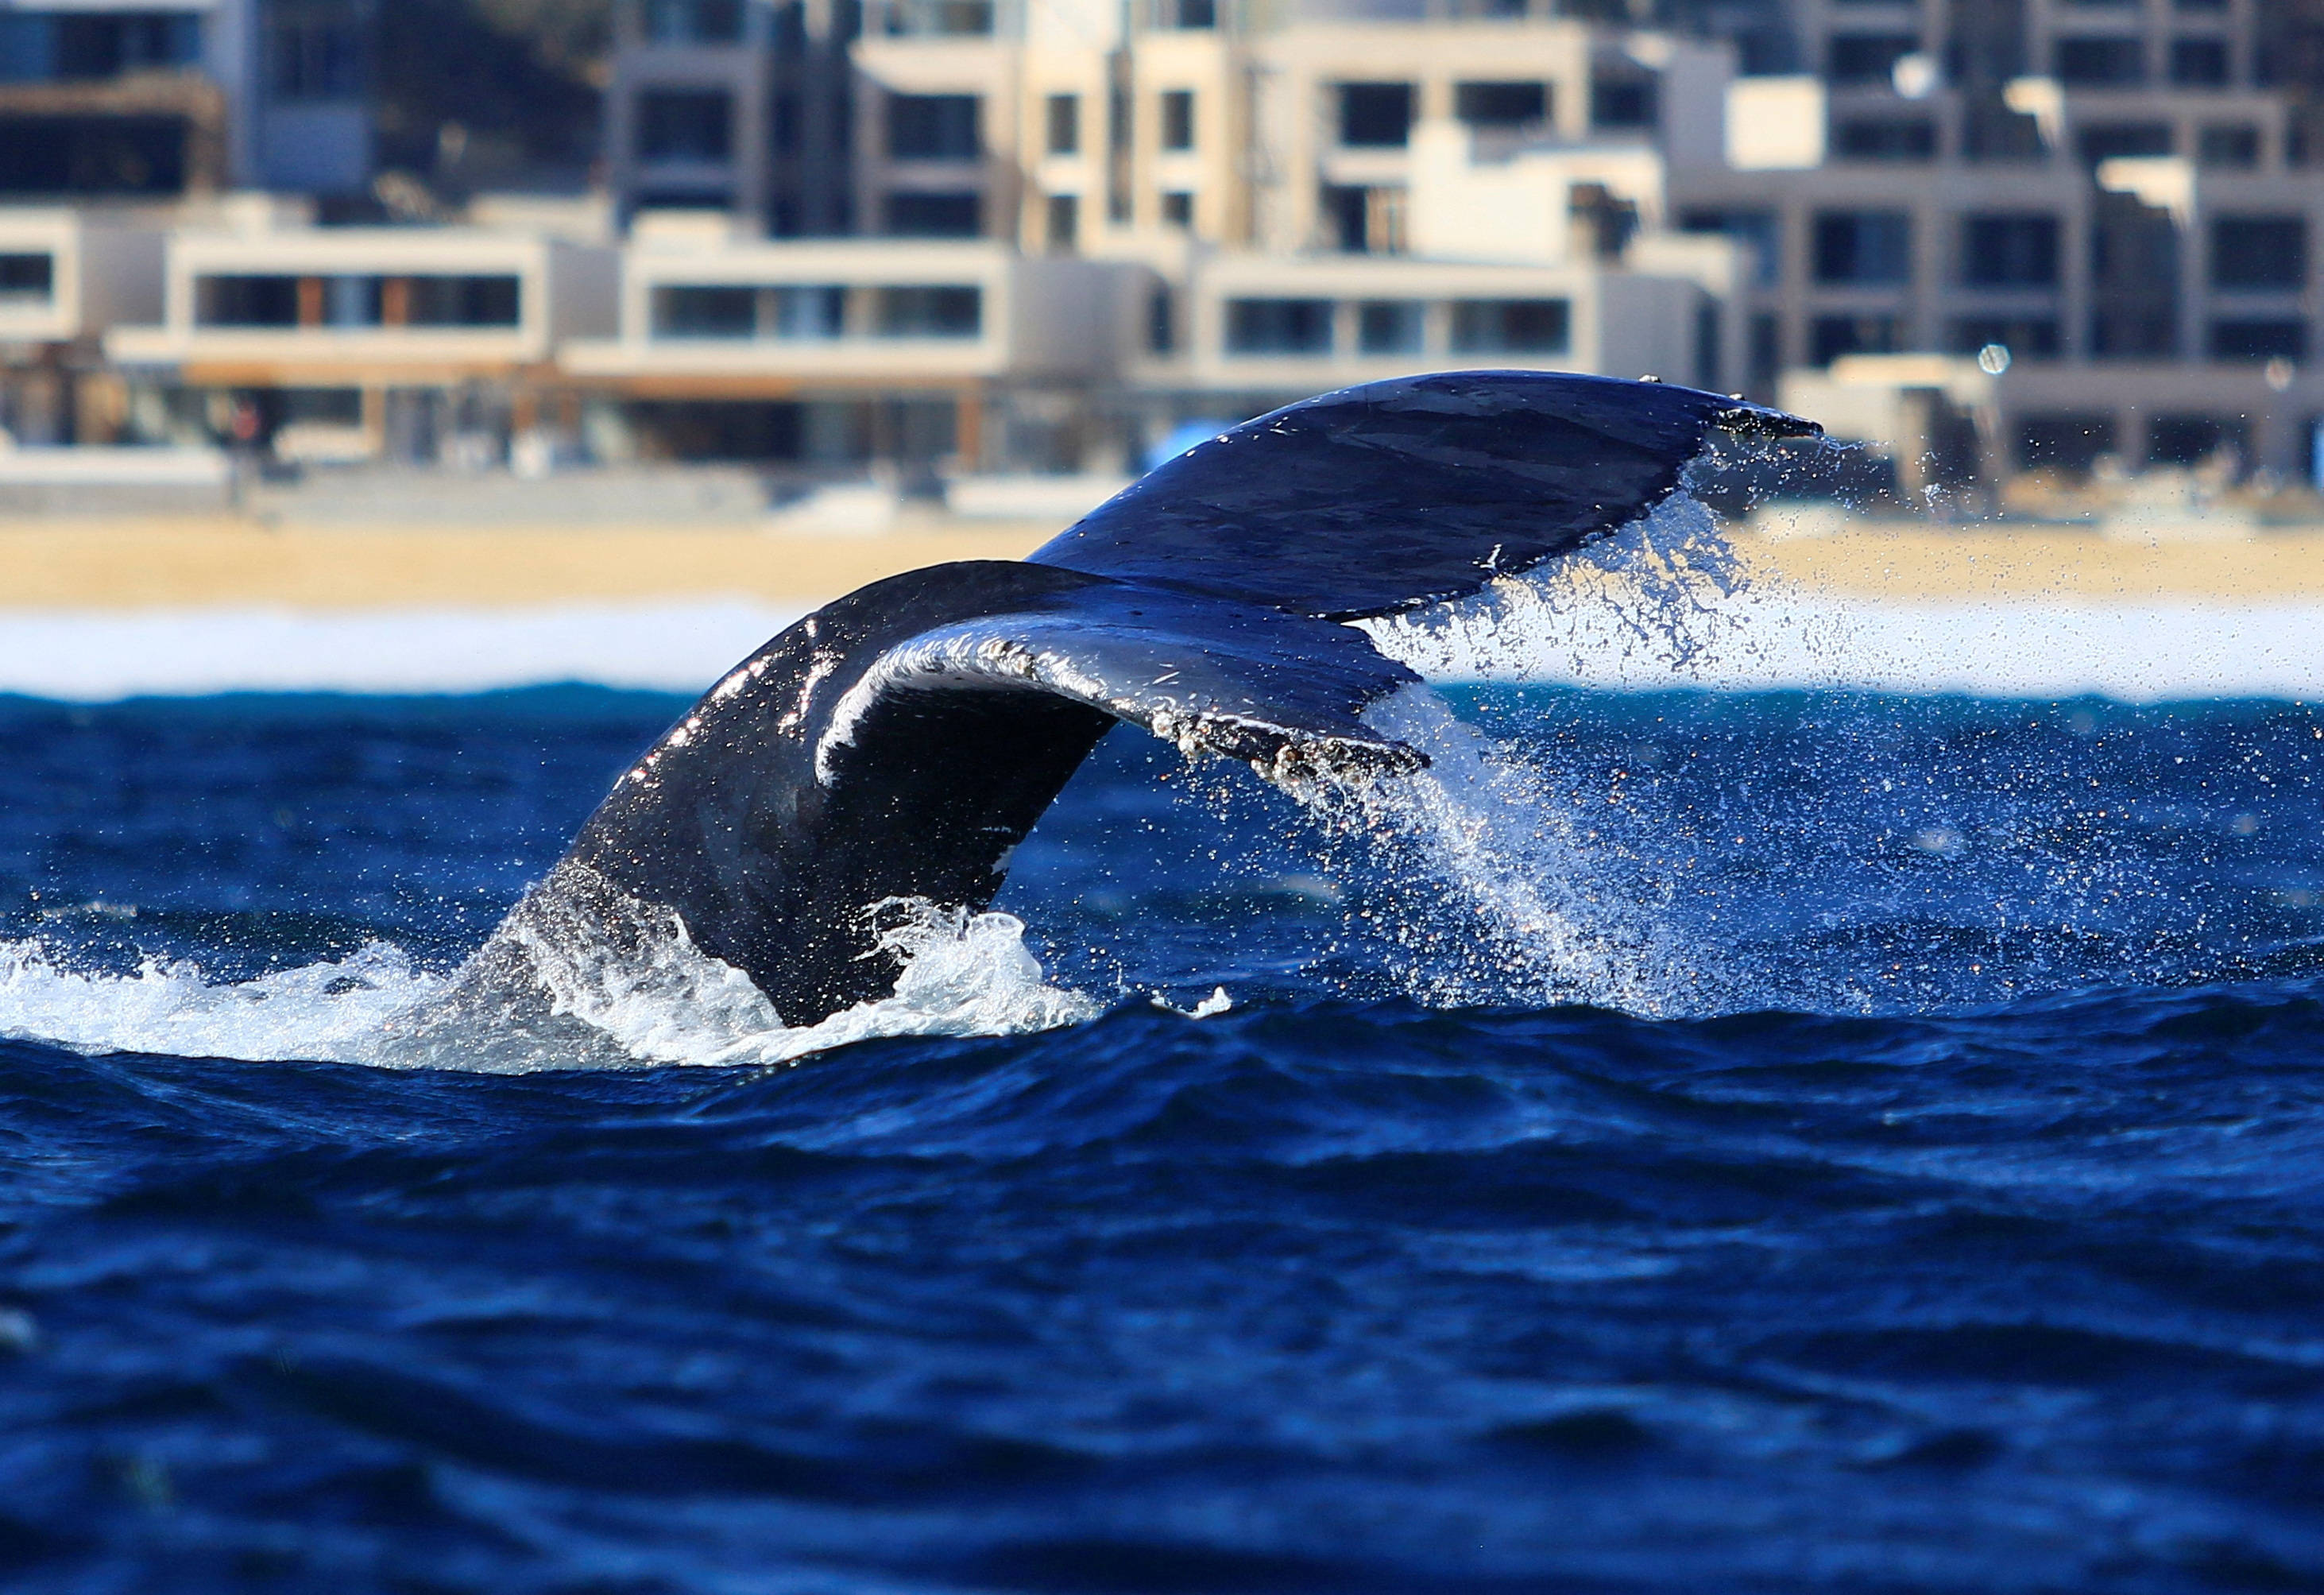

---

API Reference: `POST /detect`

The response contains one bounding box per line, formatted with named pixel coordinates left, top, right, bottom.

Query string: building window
left=644, top=0, right=743, bottom=42
left=1148, top=286, right=1174, bottom=354
left=884, top=191, right=981, bottom=234
left=1832, top=118, right=1937, bottom=161
left=1160, top=90, right=1194, bottom=151
left=1166, top=0, right=1216, bottom=28
left=1810, top=314, right=1903, bottom=363
left=1590, top=78, right=1657, bottom=128
left=1814, top=211, right=1912, bottom=284
left=638, top=90, right=733, bottom=161
left=1226, top=298, right=1333, bottom=354
left=2078, top=122, right=2172, bottom=164
left=405, top=275, right=521, bottom=326
left=1449, top=298, right=1570, bottom=354
left=2212, top=216, right=2306, bottom=288
left=2055, top=37, right=2146, bottom=86
left=2210, top=319, right=2307, bottom=358
left=22, top=12, right=204, bottom=81
left=269, top=17, right=365, bottom=101
left=771, top=285, right=845, bottom=338
left=1680, top=210, right=1780, bottom=286
left=655, top=285, right=756, bottom=337
left=1827, top=35, right=1918, bottom=85
left=887, top=94, right=980, bottom=160
left=1159, top=190, right=1193, bottom=228
left=0, top=253, right=53, bottom=301
left=1046, top=93, right=1079, bottom=155
left=2170, top=37, right=2229, bottom=86
left=875, top=285, right=981, bottom=336
left=2198, top=124, right=2260, bottom=167
left=1455, top=81, right=1548, bottom=127
left=2017, top=413, right=2117, bottom=474
left=880, top=0, right=995, bottom=35
left=1962, top=214, right=2059, bottom=286
left=1357, top=300, right=1425, bottom=354
left=1337, top=83, right=1413, bottom=148
left=196, top=275, right=301, bottom=327
left=1952, top=317, right=2061, bottom=357
left=1046, top=192, right=1078, bottom=252
left=2148, top=413, right=2245, bottom=466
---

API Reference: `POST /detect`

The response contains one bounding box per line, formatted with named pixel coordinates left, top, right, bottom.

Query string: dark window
left=1828, top=35, right=1917, bottom=84
left=406, top=275, right=520, bottom=327
left=887, top=94, right=980, bottom=159
left=1456, top=81, right=1548, bottom=126
left=1952, top=316, right=2061, bottom=357
left=638, top=91, right=733, bottom=161
left=628, top=401, right=802, bottom=463
left=1833, top=118, right=1937, bottom=160
left=1814, top=211, right=1912, bottom=284
left=1962, top=214, right=2059, bottom=285
left=1750, top=312, right=1780, bottom=389
left=0, top=113, right=188, bottom=196
left=2170, top=37, right=2229, bottom=85
left=655, top=285, right=756, bottom=337
left=1046, top=192, right=1078, bottom=251
left=1046, top=93, right=1079, bottom=154
left=2090, top=311, right=2178, bottom=356
left=880, top=0, right=994, bottom=35
left=1811, top=314, right=1903, bottom=363
left=269, top=18, right=364, bottom=99
left=2210, top=318, right=2307, bottom=358
left=1357, top=300, right=1425, bottom=354
left=2055, top=37, right=2145, bottom=85
left=2199, top=124, right=2260, bottom=166
left=884, top=191, right=981, bottom=234
left=644, top=0, right=743, bottom=42
left=1591, top=78, right=1657, bottom=127
left=2078, top=122, right=2171, bottom=163
left=197, top=275, right=300, bottom=327
left=1147, top=286, right=1174, bottom=353
left=48, top=12, right=202, bottom=79
left=1680, top=209, right=1780, bottom=285
left=1449, top=298, right=1570, bottom=354
left=2017, top=413, right=2117, bottom=474
left=771, top=91, right=800, bottom=154
left=1166, top=0, right=1215, bottom=27
left=1160, top=90, right=1194, bottom=150
left=2148, top=413, right=2245, bottom=466
left=2212, top=216, right=2305, bottom=288
left=1324, top=184, right=1367, bottom=252
left=875, top=285, right=980, bottom=336
left=0, top=253, right=53, bottom=297
left=1159, top=190, right=1192, bottom=227
left=1338, top=83, right=1413, bottom=148
left=1226, top=297, right=1332, bottom=354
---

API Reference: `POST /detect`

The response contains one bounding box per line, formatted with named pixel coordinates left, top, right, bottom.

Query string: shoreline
left=5, top=514, right=2324, bottom=611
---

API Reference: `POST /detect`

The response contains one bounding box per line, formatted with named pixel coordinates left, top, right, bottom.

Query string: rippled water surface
left=6, top=684, right=2324, bottom=1592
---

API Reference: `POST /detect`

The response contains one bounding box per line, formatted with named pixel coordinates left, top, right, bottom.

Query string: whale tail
left=525, top=374, right=1816, bottom=1025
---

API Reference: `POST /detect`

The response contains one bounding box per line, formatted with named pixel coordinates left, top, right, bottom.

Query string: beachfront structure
left=0, top=207, right=166, bottom=446
left=603, top=0, right=857, bottom=234
left=560, top=219, right=1135, bottom=470
left=101, top=197, right=617, bottom=463
left=0, top=0, right=373, bottom=202
left=1661, top=11, right=2324, bottom=478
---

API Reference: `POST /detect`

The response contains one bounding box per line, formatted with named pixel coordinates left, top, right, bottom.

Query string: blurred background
left=3, top=0, right=2323, bottom=557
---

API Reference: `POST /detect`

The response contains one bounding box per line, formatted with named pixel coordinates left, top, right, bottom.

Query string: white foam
left=0, top=600, right=804, bottom=700
left=0, top=900, right=1096, bottom=1071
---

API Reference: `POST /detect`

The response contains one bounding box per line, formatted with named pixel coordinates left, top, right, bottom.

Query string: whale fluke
left=488, top=373, right=1816, bottom=1029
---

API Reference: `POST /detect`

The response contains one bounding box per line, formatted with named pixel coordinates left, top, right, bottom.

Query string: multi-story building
left=102, top=195, right=617, bottom=462
left=603, top=0, right=858, bottom=233
left=0, top=0, right=373, bottom=203
left=1666, top=0, right=2324, bottom=477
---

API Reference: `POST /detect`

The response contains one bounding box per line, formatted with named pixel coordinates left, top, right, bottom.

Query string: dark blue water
left=7, top=686, right=2324, bottom=1592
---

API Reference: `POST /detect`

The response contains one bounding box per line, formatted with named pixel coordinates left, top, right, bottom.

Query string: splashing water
left=0, top=885, right=1095, bottom=1073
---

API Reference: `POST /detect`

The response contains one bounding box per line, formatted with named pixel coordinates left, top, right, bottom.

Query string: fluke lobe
left=511, top=372, right=1815, bottom=1027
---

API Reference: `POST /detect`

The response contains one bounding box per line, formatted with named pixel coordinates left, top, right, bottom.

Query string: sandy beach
left=5, top=513, right=2324, bottom=610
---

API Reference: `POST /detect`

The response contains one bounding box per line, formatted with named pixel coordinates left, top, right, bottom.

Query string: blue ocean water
left=6, top=683, right=2324, bottom=1592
